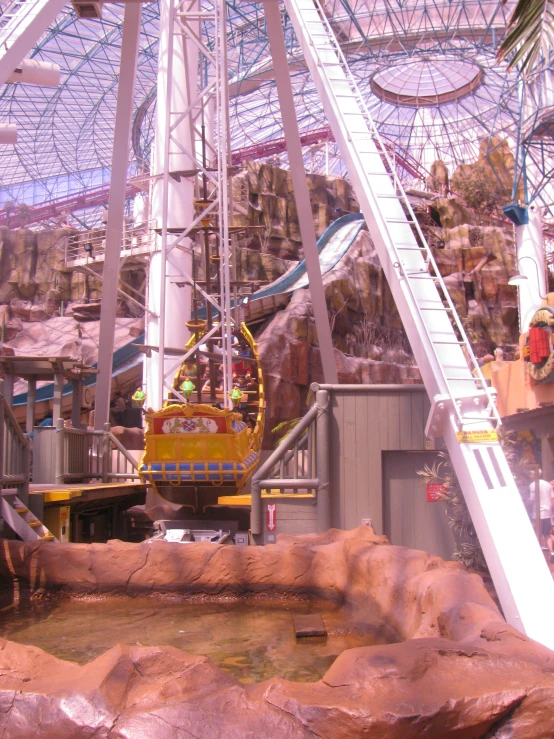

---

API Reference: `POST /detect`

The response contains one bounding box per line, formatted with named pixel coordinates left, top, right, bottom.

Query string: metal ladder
left=283, top=0, right=554, bottom=649
left=0, top=0, right=47, bottom=51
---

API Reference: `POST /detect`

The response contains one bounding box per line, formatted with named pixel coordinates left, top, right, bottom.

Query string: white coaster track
left=282, top=0, right=554, bottom=648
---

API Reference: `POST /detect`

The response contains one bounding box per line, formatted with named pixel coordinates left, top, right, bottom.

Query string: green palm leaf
left=497, top=0, right=554, bottom=74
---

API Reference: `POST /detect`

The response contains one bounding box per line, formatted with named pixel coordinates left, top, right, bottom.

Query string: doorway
left=383, top=451, right=457, bottom=560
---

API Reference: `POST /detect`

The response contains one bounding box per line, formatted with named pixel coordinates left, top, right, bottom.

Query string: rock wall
left=232, top=162, right=360, bottom=259
left=0, top=528, right=552, bottom=737
left=0, top=163, right=520, bottom=420
left=257, top=229, right=421, bottom=440
left=433, top=222, right=519, bottom=355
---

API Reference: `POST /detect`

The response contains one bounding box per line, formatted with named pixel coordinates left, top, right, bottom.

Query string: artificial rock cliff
left=0, top=527, right=552, bottom=737
left=0, top=162, right=521, bottom=438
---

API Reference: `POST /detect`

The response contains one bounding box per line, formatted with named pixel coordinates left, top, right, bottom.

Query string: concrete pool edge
left=0, top=526, right=551, bottom=736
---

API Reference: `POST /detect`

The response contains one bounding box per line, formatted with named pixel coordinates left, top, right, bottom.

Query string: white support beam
left=263, top=0, right=338, bottom=383
left=95, top=1, right=142, bottom=430
left=0, top=0, right=67, bottom=88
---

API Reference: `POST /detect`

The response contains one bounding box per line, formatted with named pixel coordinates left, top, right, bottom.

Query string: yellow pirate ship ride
left=138, top=322, right=264, bottom=496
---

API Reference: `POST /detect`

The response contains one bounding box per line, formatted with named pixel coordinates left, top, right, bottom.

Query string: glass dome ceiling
left=0, top=0, right=551, bottom=221
left=371, top=59, right=483, bottom=107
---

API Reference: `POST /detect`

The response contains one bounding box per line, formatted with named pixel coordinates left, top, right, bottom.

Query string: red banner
left=266, top=503, right=276, bottom=531
left=426, top=482, right=448, bottom=502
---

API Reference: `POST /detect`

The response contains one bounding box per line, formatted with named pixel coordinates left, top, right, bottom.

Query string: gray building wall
left=326, top=384, right=433, bottom=533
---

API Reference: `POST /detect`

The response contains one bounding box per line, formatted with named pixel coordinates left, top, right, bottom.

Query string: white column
left=145, top=0, right=197, bottom=408
left=263, top=0, right=337, bottom=383
left=515, top=206, right=547, bottom=331
left=94, top=2, right=142, bottom=429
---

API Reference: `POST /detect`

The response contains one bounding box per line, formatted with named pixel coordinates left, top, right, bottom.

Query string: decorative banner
left=266, top=503, right=276, bottom=531
left=456, top=430, right=498, bottom=444
left=426, top=482, right=448, bottom=502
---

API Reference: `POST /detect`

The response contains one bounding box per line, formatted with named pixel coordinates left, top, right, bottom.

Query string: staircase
left=283, top=0, right=554, bottom=648
left=1, top=493, right=56, bottom=542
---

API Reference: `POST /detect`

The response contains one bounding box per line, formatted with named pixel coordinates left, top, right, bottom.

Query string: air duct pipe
left=0, top=124, right=17, bottom=145
left=6, top=59, right=60, bottom=88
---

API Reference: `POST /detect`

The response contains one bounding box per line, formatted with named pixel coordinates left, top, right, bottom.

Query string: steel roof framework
left=0, top=0, right=552, bottom=222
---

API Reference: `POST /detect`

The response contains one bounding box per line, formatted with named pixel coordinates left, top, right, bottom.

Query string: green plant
left=17, top=203, right=32, bottom=226
left=417, top=429, right=532, bottom=572
left=497, top=0, right=554, bottom=75
left=3, top=200, right=15, bottom=228
left=451, top=165, right=506, bottom=214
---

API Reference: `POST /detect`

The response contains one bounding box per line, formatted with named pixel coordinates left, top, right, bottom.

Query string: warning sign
left=456, top=430, right=498, bottom=444
left=266, top=503, right=276, bottom=531
left=426, top=482, right=448, bottom=502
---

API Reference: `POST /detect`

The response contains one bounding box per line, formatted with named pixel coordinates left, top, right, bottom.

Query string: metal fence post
left=102, top=422, right=111, bottom=483
left=20, top=436, right=30, bottom=505
left=55, top=418, right=65, bottom=486
left=251, top=477, right=262, bottom=539
left=315, top=388, right=331, bottom=533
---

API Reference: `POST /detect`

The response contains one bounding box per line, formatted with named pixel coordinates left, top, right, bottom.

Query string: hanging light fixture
left=508, top=273, right=528, bottom=286
left=180, top=378, right=195, bottom=403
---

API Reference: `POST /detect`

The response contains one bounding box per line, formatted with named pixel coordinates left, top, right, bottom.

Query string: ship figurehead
left=525, top=306, right=554, bottom=383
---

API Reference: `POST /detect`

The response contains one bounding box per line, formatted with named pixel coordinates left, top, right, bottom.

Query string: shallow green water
left=0, top=596, right=387, bottom=683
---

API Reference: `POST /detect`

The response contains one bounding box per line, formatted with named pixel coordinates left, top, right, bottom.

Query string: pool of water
left=0, top=595, right=390, bottom=683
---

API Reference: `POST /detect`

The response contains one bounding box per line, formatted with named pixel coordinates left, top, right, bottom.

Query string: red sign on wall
left=266, top=503, right=277, bottom=531
left=426, top=482, right=448, bottom=502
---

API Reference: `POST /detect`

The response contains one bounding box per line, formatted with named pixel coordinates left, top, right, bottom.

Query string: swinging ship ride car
left=137, top=321, right=264, bottom=502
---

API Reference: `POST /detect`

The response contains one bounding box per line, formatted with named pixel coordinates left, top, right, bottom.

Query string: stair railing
left=54, top=420, right=140, bottom=485
left=0, top=379, right=30, bottom=497
left=250, top=387, right=330, bottom=539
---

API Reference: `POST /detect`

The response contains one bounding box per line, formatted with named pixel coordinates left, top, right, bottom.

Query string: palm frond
left=497, top=0, right=554, bottom=74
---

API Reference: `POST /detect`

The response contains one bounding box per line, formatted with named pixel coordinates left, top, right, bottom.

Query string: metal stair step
left=14, top=506, right=29, bottom=514
left=28, top=520, right=41, bottom=528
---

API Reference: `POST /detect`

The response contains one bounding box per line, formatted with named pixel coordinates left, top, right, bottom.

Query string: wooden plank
left=293, top=614, right=327, bottom=638
left=399, top=392, right=413, bottom=450
left=387, top=394, right=401, bottom=450
left=331, top=392, right=344, bottom=529
left=411, top=391, right=425, bottom=450
left=343, top=393, right=358, bottom=529
left=355, top=393, right=370, bottom=526
left=378, top=395, right=389, bottom=450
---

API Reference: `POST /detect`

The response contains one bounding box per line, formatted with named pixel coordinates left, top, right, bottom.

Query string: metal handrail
left=250, top=388, right=330, bottom=540
left=0, top=382, right=29, bottom=496
left=55, top=421, right=140, bottom=484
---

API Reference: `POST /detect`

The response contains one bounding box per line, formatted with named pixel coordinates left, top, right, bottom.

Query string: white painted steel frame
left=283, top=0, right=554, bottom=649
left=0, top=0, right=67, bottom=87
left=150, top=0, right=235, bottom=408
left=95, top=1, right=142, bottom=429
left=263, top=0, right=337, bottom=383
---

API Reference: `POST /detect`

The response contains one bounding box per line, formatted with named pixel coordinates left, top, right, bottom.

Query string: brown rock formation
left=232, top=162, right=359, bottom=259
left=0, top=527, right=552, bottom=737
left=256, top=228, right=421, bottom=439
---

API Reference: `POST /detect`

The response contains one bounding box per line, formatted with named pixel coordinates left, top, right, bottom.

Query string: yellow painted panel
left=208, top=436, right=229, bottom=460
left=181, top=437, right=204, bottom=460
left=156, top=437, right=178, bottom=460
left=217, top=493, right=316, bottom=506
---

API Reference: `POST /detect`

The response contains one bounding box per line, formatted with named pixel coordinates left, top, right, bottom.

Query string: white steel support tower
left=146, top=0, right=235, bottom=408
left=280, top=0, right=554, bottom=648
